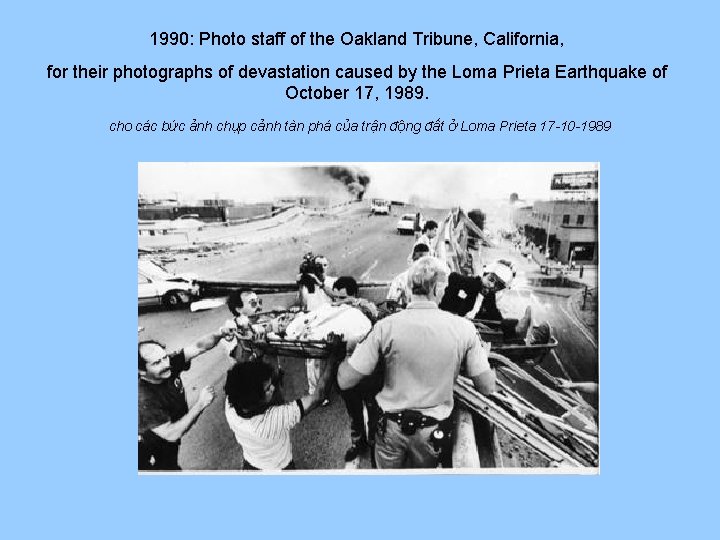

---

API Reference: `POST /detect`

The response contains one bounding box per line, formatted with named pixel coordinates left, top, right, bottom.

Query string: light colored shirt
left=284, top=303, right=371, bottom=353
left=406, top=235, right=436, bottom=264
left=225, top=400, right=301, bottom=470
left=348, top=301, right=490, bottom=420
left=386, top=269, right=410, bottom=305
left=416, top=234, right=433, bottom=249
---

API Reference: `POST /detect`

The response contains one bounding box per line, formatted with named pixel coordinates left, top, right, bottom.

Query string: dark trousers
left=243, top=460, right=295, bottom=471
left=138, top=431, right=181, bottom=471
left=500, top=318, right=522, bottom=342
left=341, top=387, right=380, bottom=445
left=340, top=367, right=383, bottom=445
left=374, top=413, right=454, bottom=469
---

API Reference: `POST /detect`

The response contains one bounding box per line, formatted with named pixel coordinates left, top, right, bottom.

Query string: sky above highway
left=139, top=162, right=599, bottom=207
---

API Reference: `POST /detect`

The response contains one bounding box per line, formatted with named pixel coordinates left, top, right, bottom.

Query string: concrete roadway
left=169, top=205, right=449, bottom=283
left=138, top=207, right=598, bottom=470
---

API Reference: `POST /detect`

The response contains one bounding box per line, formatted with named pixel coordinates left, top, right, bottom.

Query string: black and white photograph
left=138, top=162, right=599, bottom=473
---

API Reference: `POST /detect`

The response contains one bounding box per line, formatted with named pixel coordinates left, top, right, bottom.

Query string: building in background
left=200, top=198, right=235, bottom=207
left=513, top=170, right=598, bottom=264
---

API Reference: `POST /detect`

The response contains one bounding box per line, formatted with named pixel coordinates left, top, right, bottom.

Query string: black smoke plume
left=311, top=165, right=371, bottom=201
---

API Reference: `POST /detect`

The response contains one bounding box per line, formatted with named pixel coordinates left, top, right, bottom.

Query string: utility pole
left=544, top=211, right=552, bottom=260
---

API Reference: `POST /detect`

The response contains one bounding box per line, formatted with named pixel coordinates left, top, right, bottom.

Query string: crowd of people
left=139, top=240, right=549, bottom=472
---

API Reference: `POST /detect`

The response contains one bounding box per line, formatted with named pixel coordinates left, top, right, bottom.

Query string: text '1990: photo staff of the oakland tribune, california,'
left=138, top=163, right=599, bottom=474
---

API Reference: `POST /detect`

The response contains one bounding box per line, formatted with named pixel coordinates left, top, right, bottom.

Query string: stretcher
left=473, top=320, right=558, bottom=365
left=234, top=331, right=346, bottom=359
left=232, top=304, right=367, bottom=360
left=489, top=338, right=559, bottom=365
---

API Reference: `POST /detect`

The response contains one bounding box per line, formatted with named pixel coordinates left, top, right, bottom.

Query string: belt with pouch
left=383, top=409, right=440, bottom=435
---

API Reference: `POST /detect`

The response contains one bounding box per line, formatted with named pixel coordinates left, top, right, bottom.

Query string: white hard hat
left=483, top=260, right=516, bottom=288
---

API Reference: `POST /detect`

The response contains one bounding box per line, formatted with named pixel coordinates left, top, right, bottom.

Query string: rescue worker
left=337, top=256, right=496, bottom=469
left=439, top=259, right=518, bottom=318
left=224, top=289, right=265, bottom=363
left=440, top=259, right=547, bottom=344
left=224, top=351, right=336, bottom=470
left=285, top=257, right=371, bottom=407
left=138, top=324, right=235, bottom=470
left=388, top=243, right=430, bottom=308
left=331, top=276, right=382, bottom=463
left=407, top=220, right=438, bottom=263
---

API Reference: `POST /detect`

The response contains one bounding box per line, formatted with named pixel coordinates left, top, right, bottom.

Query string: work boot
left=529, top=322, right=551, bottom=345
left=344, top=439, right=369, bottom=462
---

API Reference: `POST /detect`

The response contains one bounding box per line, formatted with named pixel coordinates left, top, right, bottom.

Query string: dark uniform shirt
left=439, top=273, right=506, bottom=321
left=439, top=273, right=483, bottom=317
left=138, top=351, right=189, bottom=470
left=474, top=290, right=503, bottom=321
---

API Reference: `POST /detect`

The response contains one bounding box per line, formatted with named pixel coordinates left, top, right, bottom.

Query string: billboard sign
left=550, top=170, right=598, bottom=200
left=551, top=171, right=599, bottom=191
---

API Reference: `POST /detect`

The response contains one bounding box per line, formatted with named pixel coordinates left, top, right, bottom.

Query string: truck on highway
left=370, top=198, right=391, bottom=215
left=396, top=212, right=425, bottom=234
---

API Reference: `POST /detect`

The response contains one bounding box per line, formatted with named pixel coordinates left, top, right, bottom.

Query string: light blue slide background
left=2, top=1, right=717, bottom=538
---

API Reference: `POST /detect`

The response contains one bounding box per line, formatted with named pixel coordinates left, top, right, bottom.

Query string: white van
left=370, top=198, right=391, bottom=215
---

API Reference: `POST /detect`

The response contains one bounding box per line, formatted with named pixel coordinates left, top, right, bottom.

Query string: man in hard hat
left=440, top=259, right=546, bottom=344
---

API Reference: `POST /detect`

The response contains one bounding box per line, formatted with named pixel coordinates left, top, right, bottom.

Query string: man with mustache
left=138, top=324, right=234, bottom=471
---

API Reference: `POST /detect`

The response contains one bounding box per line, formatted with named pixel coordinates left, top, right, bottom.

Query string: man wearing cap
left=337, top=256, right=496, bottom=469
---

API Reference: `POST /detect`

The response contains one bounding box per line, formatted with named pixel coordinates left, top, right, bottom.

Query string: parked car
left=396, top=212, right=425, bottom=234
left=138, top=259, right=199, bottom=308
